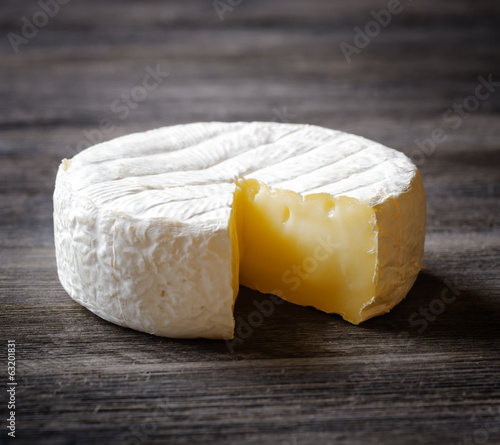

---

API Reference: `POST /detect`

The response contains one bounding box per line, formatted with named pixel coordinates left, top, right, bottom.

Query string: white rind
left=362, top=172, right=426, bottom=321
left=54, top=122, right=426, bottom=338
left=54, top=179, right=236, bottom=339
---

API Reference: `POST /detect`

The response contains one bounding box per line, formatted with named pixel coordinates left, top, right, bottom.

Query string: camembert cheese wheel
left=54, top=122, right=426, bottom=339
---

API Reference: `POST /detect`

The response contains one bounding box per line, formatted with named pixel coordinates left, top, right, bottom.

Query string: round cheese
left=54, top=122, right=426, bottom=339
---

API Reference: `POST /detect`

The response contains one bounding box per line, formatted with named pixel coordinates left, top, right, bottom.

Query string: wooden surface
left=1, top=1, right=500, bottom=444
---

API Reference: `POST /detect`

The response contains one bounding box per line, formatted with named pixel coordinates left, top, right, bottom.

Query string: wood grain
left=1, top=1, right=499, bottom=444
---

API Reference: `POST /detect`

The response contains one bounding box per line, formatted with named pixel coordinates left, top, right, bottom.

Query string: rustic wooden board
left=1, top=0, right=499, bottom=444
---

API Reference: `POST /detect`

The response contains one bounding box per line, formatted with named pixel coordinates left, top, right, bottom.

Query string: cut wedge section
left=234, top=172, right=425, bottom=325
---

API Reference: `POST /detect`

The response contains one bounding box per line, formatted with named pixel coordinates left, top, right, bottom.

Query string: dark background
left=1, top=1, right=500, bottom=444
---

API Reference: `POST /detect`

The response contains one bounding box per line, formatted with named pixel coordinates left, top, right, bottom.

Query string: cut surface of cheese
left=54, top=122, right=426, bottom=339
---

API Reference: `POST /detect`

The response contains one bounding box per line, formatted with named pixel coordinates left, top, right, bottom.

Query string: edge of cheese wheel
left=54, top=171, right=237, bottom=339
left=361, top=170, right=426, bottom=322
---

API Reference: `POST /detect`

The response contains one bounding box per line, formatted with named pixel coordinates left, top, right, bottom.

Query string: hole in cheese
left=282, top=206, right=290, bottom=223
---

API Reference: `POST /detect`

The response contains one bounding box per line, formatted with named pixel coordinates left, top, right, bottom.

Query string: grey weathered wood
left=1, top=0, right=499, bottom=444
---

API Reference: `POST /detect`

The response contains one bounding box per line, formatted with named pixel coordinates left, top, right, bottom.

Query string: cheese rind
left=54, top=122, right=426, bottom=339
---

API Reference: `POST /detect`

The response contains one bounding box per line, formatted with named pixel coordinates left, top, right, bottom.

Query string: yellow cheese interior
left=232, top=179, right=378, bottom=324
